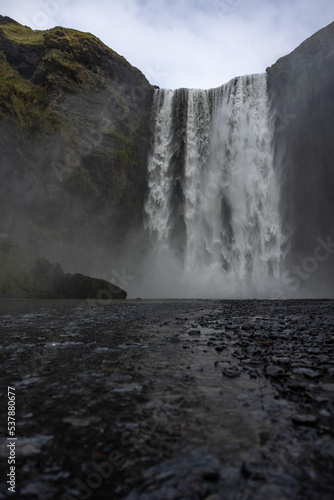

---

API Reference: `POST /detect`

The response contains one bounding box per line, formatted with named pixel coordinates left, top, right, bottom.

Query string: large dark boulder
left=57, top=273, right=126, bottom=299
left=0, top=239, right=126, bottom=299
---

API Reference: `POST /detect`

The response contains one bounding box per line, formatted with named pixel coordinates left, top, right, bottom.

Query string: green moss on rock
left=0, top=15, right=154, bottom=270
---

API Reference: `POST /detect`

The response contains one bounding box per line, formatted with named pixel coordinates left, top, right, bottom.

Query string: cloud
left=1, top=0, right=334, bottom=88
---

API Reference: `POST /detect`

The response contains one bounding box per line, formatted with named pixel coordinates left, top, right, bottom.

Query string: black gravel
left=0, top=299, right=333, bottom=499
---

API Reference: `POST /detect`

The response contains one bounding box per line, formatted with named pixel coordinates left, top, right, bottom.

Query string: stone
left=187, top=329, right=201, bottom=335
left=272, top=356, right=290, bottom=364
left=222, top=367, right=241, bottom=378
left=292, top=368, right=321, bottom=378
left=57, top=273, right=126, bottom=299
left=165, top=337, right=182, bottom=343
left=292, top=414, right=318, bottom=426
left=266, top=365, right=285, bottom=377
left=0, top=240, right=127, bottom=299
left=321, top=383, right=334, bottom=392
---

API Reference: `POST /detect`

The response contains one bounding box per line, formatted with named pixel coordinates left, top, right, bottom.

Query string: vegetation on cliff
left=0, top=16, right=154, bottom=276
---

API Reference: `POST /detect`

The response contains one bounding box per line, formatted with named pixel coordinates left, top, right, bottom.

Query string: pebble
left=266, top=365, right=285, bottom=377
left=222, top=366, right=241, bottom=378
left=292, top=414, right=318, bottom=426
left=292, top=367, right=321, bottom=378
left=321, top=383, right=334, bottom=392
left=241, top=460, right=266, bottom=480
left=196, top=467, right=220, bottom=481
left=319, top=409, right=331, bottom=417
left=187, top=329, right=201, bottom=335
left=62, top=416, right=101, bottom=427
left=272, top=356, right=290, bottom=364
left=214, top=361, right=230, bottom=368
left=225, top=324, right=239, bottom=330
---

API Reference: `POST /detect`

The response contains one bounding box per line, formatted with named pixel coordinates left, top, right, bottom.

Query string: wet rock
left=266, top=365, right=285, bottom=377
left=187, top=329, right=201, bottom=335
left=222, top=366, right=241, bottom=378
left=321, top=383, right=334, bottom=392
left=319, top=409, right=331, bottom=417
left=0, top=436, right=54, bottom=457
left=292, top=367, right=321, bottom=378
left=62, top=416, right=101, bottom=427
left=57, top=273, right=126, bottom=299
left=225, top=324, right=239, bottom=330
left=292, top=414, right=319, bottom=426
left=272, top=356, right=290, bottom=364
left=241, top=460, right=267, bottom=480
left=214, top=361, right=230, bottom=369
left=194, top=467, right=220, bottom=481
left=241, top=324, right=253, bottom=330
left=21, top=482, right=55, bottom=496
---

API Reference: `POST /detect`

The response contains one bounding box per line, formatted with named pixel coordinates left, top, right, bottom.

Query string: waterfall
left=142, top=74, right=284, bottom=298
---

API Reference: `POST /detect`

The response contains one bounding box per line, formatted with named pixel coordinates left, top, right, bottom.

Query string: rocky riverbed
left=0, top=299, right=334, bottom=499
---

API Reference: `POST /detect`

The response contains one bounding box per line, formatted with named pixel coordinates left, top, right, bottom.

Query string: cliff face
left=0, top=16, right=154, bottom=273
left=267, top=22, right=334, bottom=291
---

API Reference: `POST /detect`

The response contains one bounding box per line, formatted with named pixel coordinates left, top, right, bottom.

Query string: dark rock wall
left=267, top=22, right=334, bottom=293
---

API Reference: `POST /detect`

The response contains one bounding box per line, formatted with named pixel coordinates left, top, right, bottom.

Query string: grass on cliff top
left=1, top=18, right=124, bottom=60
left=0, top=21, right=45, bottom=45
left=0, top=19, right=96, bottom=46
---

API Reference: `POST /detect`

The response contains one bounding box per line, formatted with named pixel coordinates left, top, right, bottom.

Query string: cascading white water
left=141, top=74, right=284, bottom=298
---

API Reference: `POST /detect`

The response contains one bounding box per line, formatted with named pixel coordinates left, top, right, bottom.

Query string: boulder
left=57, top=273, right=126, bottom=299
left=0, top=239, right=126, bottom=299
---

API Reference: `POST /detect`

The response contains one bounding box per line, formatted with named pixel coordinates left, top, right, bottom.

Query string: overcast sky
left=1, top=0, right=334, bottom=89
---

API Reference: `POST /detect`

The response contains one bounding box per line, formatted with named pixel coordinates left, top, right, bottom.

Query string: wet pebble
left=222, top=366, right=241, bottom=378
left=266, top=365, right=285, bottom=377
left=321, top=383, right=334, bottom=392
left=292, top=367, right=321, bottom=378
left=225, top=324, right=239, bottom=330
left=187, top=329, right=201, bottom=335
left=62, top=416, right=101, bottom=427
left=164, top=336, right=182, bottom=343
left=292, top=414, right=318, bottom=426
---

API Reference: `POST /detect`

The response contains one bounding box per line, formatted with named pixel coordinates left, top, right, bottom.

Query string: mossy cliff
left=0, top=16, right=154, bottom=273
left=267, top=22, right=334, bottom=289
